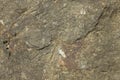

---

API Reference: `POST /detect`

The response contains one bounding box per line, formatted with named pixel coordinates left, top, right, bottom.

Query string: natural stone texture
left=0, top=0, right=120, bottom=80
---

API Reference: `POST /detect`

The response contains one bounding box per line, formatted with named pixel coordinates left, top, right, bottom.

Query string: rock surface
left=0, top=0, right=120, bottom=80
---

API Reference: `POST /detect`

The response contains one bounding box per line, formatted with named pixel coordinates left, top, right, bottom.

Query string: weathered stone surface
left=0, top=0, right=120, bottom=80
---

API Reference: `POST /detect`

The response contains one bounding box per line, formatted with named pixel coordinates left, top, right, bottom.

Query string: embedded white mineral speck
left=25, top=27, right=29, bottom=31
left=80, top=8, right=86, bottom=15
left=0, top=20, right=4, bottom=25
left=58, top=48, right=66, bottom=58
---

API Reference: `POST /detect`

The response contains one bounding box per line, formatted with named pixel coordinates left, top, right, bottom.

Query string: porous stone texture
left=0, top=0, right=120, bottom=80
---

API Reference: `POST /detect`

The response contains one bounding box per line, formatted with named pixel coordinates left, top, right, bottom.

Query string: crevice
left=26, top=40, right=52, bottom=51
left=74, top=6, right=108, bottom=42
left=37, top=44, right=51, bottom=51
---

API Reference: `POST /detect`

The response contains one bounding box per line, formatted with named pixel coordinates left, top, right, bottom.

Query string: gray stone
left=0, top=0, right=120, bottom=80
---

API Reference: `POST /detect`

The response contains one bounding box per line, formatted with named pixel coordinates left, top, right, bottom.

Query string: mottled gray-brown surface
left=0, top=0, right=120, bottom=80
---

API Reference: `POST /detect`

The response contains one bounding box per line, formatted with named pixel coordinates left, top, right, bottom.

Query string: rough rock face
left=0, top=0, right=120, bottom=80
